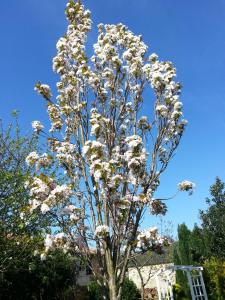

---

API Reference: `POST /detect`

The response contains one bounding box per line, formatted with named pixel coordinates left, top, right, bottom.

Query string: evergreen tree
left=173, top=224, right=192, bottom=297
left=200, top=177, right=225, bottom=259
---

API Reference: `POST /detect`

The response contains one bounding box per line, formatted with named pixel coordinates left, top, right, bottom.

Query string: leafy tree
left=0, top=116, right=76, bottom=299
left=174, top=178, right=225, bottom=298
left=203, top=257, right=225, bottom=300
left=200, top=177, right=225, bottom=259
left=0, top=114, right=40, bottom=273
left=173, top=224, right=192, bottom=297
left=25, top=1, right=193, bottom=299
left=0, top=250, right=77, bottom=300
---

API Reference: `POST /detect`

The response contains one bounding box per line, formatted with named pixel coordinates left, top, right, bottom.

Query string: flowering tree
left=26, top=1, right=194, bottom=299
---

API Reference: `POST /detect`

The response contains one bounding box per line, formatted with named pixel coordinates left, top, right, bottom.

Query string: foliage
left=203, top=257, right=225, bottom=300
left=172, top=284, right=188, bottom=300
left=200, top=177, right=225, bottom=259
left=0, top=114, right=41, bottom=273
left=26, top=0, right=192, bottom=299
left=121, top=277, right=141, bottom=300
left=0, top=116, right=76, bottom=299
left=173, top=224, right=192, bottom=297
left=174, top=178, right=225, bottom=298
left=88, top=277, right=141, bottom=300
left=0, top=250, right=76, bottom=300
left=88, top=280, right=103, bottom=300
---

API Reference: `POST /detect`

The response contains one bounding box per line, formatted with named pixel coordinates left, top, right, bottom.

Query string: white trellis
left=154, top=265, right=208, bottom=300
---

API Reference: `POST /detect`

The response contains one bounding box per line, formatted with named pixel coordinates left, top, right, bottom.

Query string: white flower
left=41, top=203, right=50, bottom=214
left=33, top=250, right=39, bottom=256
left=94, top=225, right=110, bottom=237
left=82, top=144, right=90, bottom=156
left=40, top=253, right=47, bottom=261
left=125, top=135, right=142, bottom=149
left=35, top=83, right=52, bottom=100
left=44, top=234, right=53, bottom=250
left=32, top=121, right=44, bottom=132
left=55, top=232, right=66, bottom=242
left=149, top=53, right=158, bottom=62
left=178, top=180, right=195, bottom=195
left=29, top=178, right=50, bottom=199
left=91, top=123, right=100, bottom=136
left=37, top=153, right=52, bottom=169
left=26, top=151, right=39, bottom=166
left=20, top=212, right=25, bottom=220
left=174, top=101, right=183, bottom=111
left=171, top=110, right=182, bottom=120
left=156, top=105, right=168, bottom=117
left=149, top=227, right=158, bottom=235
left=30, top=199, right=41, bottom=211
left=70, top=214, right=79, bottom=222
left=51, top=185, right=72, bottom=199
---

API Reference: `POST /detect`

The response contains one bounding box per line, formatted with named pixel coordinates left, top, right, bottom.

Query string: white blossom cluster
left=40, top=233, right=72, bottom=259
left=178, top=180, right=195, bottom=195
left=48, top=104, right=63, bottom=132
left=94, top=225, right=110, bottom=238
left=26, top=152, right=52, bottom=170
left=26, top=151, right=39, bottom=166
left=124, top=135, right=146, bottom=185
left=26, top=175, right=73, bottom=214
left=34, top=83, right=52, bottom=100
left=55, top=141, right=77, bottom=165
left=32, top=120, right=44, bottom=133
left=136, top=227, right=158, bottom=250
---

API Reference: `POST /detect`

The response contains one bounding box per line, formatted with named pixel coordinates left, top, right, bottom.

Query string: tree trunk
left=141, top=285, right=145, bottom=300
left=108, top=277, right=117, bottom=300
left=105, top=248, right=118, bottom=300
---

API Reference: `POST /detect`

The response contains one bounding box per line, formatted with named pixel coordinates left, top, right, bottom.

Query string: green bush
left=87, top=277, right=140, bottom=300
left=172, top=283, right=188, bottom=300
left=204, top=257, right=225, bottom=300
left=121, top=277, right=141, bottom=300
left=88, top=280, right=103, bottom=300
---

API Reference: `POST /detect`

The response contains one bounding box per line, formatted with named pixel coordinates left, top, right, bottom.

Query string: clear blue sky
left=1, top=0, right=225, bottom=236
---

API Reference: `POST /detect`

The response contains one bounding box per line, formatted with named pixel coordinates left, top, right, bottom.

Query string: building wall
left=77, top=269, right=92, bottom=286
left=127, top=263, right=175, bottom=290
left=76, top=263, right=175, bottom=291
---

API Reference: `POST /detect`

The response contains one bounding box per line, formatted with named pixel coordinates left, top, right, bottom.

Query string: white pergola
left=154, top=265, right=208, bottom=300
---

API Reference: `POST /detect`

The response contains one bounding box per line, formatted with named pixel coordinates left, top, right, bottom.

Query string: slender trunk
left=137, top=267, right=145, bottom=300
left=141, top=284, right=145, bottom=300
left=105, top=247, right=118, bottom=300
left=108, top=276, right=117, bottom=300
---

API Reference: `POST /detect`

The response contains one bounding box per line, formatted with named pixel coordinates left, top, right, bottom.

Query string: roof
left=128, top=247, right=173, bottom=268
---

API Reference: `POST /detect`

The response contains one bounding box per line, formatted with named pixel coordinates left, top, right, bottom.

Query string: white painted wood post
left=186, top=270, right=196, bottom=299
left=199, top=270, right=208, bottom=300
left=155, top=272, right=162, bottom=300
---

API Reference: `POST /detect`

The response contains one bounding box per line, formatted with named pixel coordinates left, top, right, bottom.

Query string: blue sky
left=1, top=0, right=225, bottom=236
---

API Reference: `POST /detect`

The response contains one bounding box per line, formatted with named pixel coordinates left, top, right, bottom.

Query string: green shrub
left=204, top=257, right=225, bottom=300
left=87, top=277, right=140, bottom=300
left=88, top=280, right=103, bottom=300
left=121, top=277, right=140, bottom=300
left=172, top=283, right=188, bottom=300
